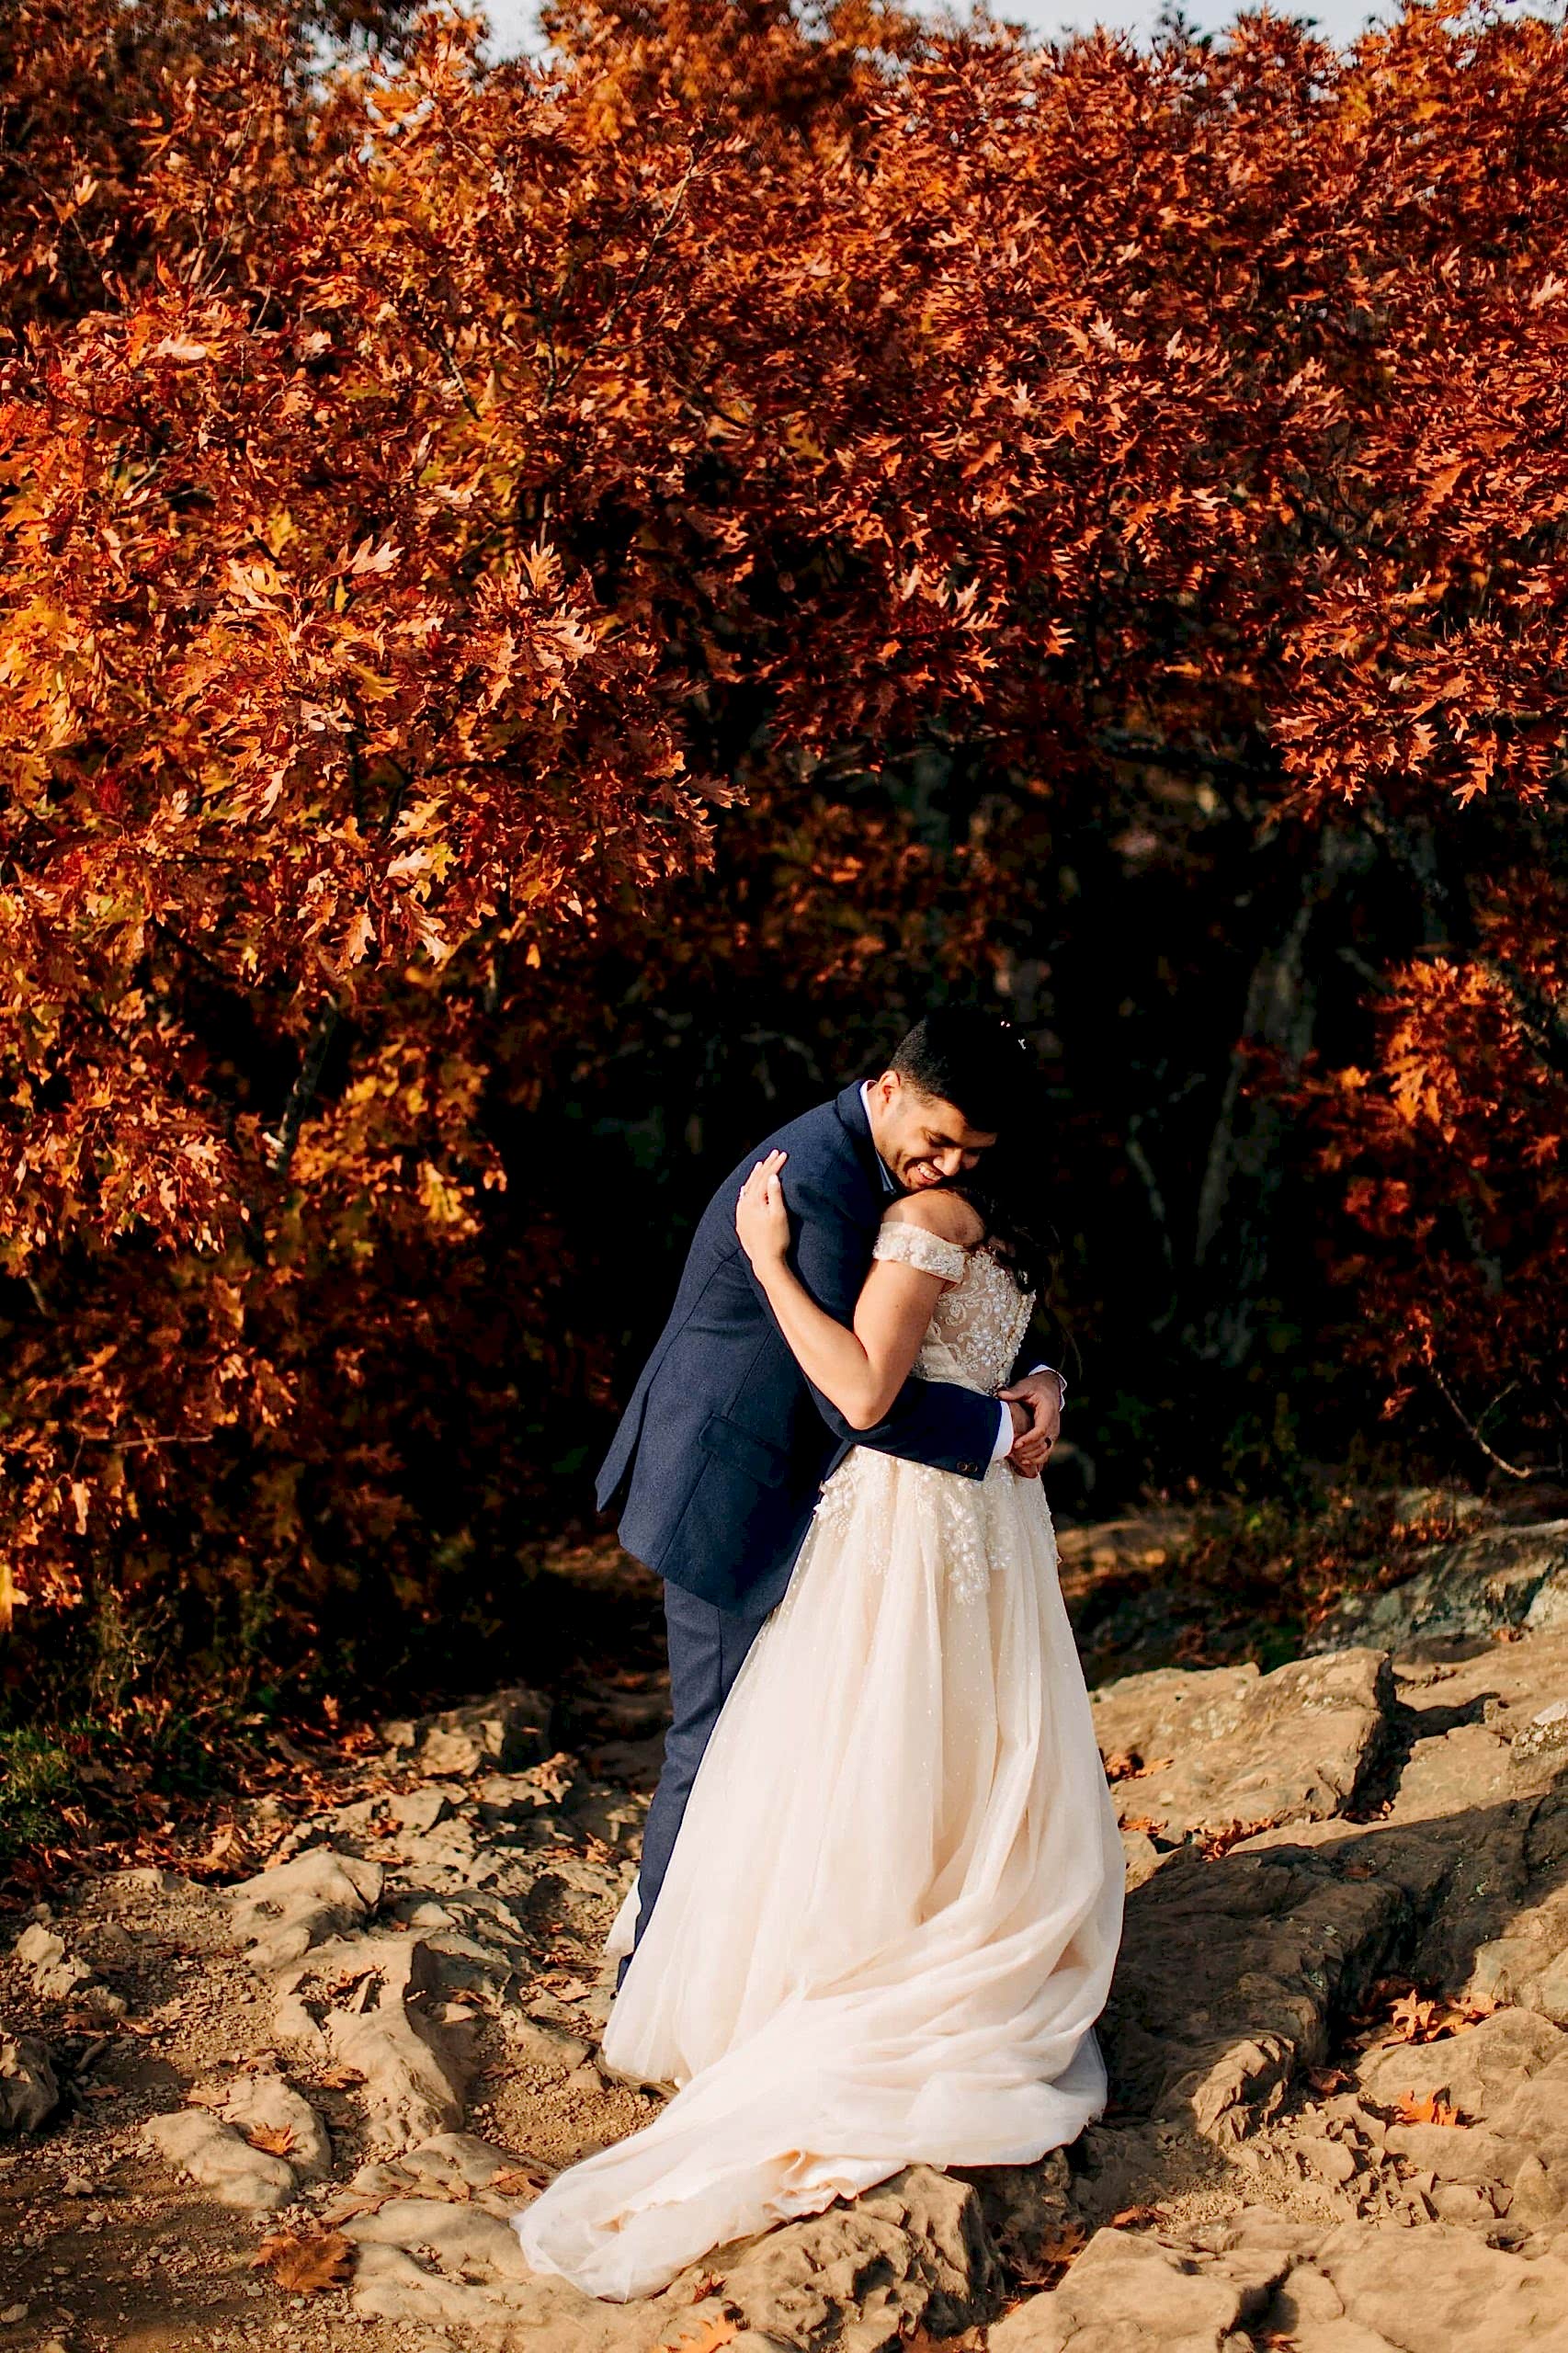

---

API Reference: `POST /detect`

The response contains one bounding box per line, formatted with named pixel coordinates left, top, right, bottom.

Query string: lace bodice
left=870, top=1223, right=1034, bottom=1394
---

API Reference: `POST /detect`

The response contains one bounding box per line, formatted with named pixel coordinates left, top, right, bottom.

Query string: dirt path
left=3, top=1512, right=1568, bottom=2352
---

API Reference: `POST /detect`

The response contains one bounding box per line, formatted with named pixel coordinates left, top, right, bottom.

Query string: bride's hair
left=889, top=1008, right=1053, bottom=1297
left=947, top=1130, right=1053, bottom=1299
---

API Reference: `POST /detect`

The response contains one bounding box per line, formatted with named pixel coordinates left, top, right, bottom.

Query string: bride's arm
left=734, top=1150, right=980, bottom=1431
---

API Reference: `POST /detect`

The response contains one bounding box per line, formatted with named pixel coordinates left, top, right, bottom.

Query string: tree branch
left=265, top=996, right=343, bottom=1178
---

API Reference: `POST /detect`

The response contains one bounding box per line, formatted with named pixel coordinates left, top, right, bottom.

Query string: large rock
left=351, top=2162, right=1003, bottom=2353
left=225, top=1847, right=384, bottom=1971
left=344, top=2134, right=715, bottom=2351
left=710, top=2165, right=1001, bottom=2353
left=1511, top=1698, right=1568, bottom=1768
left=1304, top=2217, right=1568, bottom=2351
left=1305, top=1520, right=1568, bottom=1655
left=1490, top=2048, right=1568, bottom=2171
left=346, top=2196, right=537, bottom=2281
left=381, top=1687, right=553, bottom=1779
left=1093, top=1836, right=1422, bottom=2160
left=956, top=2154, right=1074, bottom=2282
left=221, top=2071, right=333, bottom=2180
left=989, top=2223, right=1281, bottom=2352
left=0, top=2033, right=58, bottom=2135
left=305, top=1934, right=472, bottom=2152
left=13, top=1921, right=96, bottom=2002
left=1089, top=1649, right=1393, bottom=1842
left=142, top=2106, right=298, bottom=2211
left=1355, top=2008, right=1566, bottom=2122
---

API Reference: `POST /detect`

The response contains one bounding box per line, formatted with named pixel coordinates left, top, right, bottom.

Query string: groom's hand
left=1000, top=1370, right=1062, bottom=1478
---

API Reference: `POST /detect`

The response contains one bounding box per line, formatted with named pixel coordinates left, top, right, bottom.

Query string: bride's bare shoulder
left=881, top=1190, right=984, bottom=1248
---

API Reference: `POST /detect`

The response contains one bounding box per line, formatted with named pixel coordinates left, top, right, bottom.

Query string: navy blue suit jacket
left=596, top=1081, right=1008, bottom=1615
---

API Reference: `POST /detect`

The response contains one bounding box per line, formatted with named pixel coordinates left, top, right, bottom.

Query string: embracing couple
left=514, top=1009, right=1125, bottom=2302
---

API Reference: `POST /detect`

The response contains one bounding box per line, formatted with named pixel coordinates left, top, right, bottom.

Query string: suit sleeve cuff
left=990, top=1403, right=1016, bottom=1463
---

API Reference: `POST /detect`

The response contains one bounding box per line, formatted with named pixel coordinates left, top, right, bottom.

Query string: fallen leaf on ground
left=320, top=1966, right=378, bottom=2004
left=190, top=1819, right=256, bottom=1877
left=1040, top=2221, right=1087, bottom=2264
left=526, top=1756, right=577, bottom=1803
left=1100, top=1750, right=1173, bottom=1782
left=320, top=2190, right=390, bottom=2224
left=662, top=2315, right=738, bottom=2353
left=1197, top=1816, right=1278, bottom=1859
left=1387, top=1992, right=1440, bottom=2044
left=253, top=2229, right=353, bottom=2291
left=1016, top=2217, right=1088, bottom=2289
left=245, top=2124, right=296, bottom=2156
left=1394, top=2089, right=1460, bottom=2126
left=1110, top=2203, right=1164, bottom=2228
left=488, top=2163, right=553, bottom=2196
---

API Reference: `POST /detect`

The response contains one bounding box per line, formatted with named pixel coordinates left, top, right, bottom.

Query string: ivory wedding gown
left=514, top=1222, right=1125, bottom=2302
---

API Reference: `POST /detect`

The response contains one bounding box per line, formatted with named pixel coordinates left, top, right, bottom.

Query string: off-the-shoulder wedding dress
left=514, top=1222, right=1125, bottom=2302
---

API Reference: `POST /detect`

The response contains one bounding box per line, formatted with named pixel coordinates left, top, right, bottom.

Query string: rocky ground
left=3, top=1506, right=1568, bottom=2352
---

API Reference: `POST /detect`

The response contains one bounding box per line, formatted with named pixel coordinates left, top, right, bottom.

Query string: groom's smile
left=864, top=1069, right=998, bottom=1192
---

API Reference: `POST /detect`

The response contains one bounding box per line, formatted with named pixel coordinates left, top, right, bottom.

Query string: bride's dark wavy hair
left=888, top=1010, right=1054, bottom=1297
left=947, top=1127, right=1054, bottom=1300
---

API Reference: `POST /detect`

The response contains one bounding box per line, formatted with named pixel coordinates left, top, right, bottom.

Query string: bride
left=514, top=1121, right=1124, bottom=2302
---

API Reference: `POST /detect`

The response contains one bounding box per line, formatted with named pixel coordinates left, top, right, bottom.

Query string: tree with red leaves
left=1, top=0, right=1563, bottom=1690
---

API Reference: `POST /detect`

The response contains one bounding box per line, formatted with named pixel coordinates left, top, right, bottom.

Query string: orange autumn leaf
left=487, top=2164, right=553, bottom=2199
left=664, top=2316, right=740, bottom=2353
left=244, top=2124, right=296, bottom=2157
left=1393, top=2090, right=1460, bottom=2127
left=253, top=2230, right=354, bottom=2292
left=1101, top=1751, right=1175, bottom=1783
left=1387, top=1992, right=1441, bottom=2045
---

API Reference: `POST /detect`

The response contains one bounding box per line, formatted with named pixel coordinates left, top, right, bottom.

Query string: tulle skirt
left=513, top=1449, right=1125, bottom=2302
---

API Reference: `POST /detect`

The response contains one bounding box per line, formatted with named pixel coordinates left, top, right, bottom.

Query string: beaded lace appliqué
left=808, top=1235, right=1038, bottom=1605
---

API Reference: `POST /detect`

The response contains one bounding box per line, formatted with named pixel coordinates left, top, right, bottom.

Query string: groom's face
left=869, top=1072, right=998, bottom=1191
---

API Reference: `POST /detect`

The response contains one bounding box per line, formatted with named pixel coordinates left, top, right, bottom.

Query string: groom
left=597, top=1009, right=1066, bottom=1973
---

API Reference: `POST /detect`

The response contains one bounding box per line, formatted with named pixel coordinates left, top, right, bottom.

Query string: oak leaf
left=1386, top=1992, right=1440, bottom=2044
left=1393, top=2090, right=1460, bottom=2126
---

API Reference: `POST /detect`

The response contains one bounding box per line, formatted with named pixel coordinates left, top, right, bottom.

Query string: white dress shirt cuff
left=992, top=1366, right=1067, bottom=1461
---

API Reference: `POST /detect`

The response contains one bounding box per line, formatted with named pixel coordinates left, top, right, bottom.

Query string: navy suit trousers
left=619, top=1580, right=773, bottom=1987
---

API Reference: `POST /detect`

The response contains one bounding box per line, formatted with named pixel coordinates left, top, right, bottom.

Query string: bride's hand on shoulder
left=735, top=1149, right=790, bottom=1271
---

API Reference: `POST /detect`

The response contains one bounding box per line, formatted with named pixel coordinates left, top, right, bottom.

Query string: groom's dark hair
left=887, top=1008, right=1030, bottom=1136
